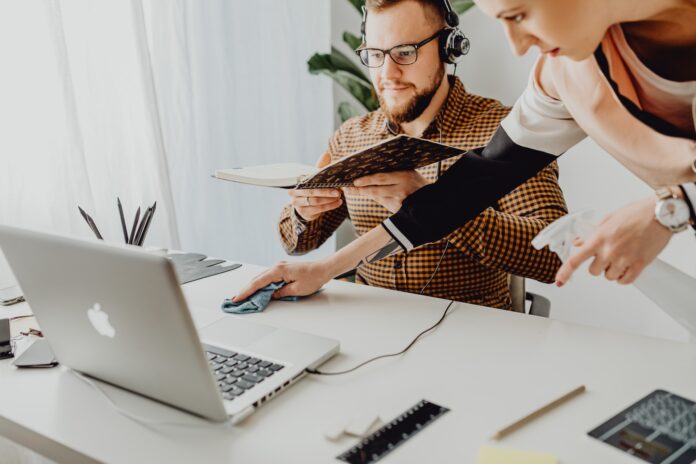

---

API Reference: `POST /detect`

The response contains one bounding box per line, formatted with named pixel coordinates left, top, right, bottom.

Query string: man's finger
left=288, top=188, right=340, bottom=198
left=354, top=173, right=399, bottom=187
left=355, top=185, right=398, bottom=197
left=293, top=196, right=342, bottom=207
left=555, top=242, right=597, bottom=286
left=353, top=174, right=382, bottom=187
left=297, top=201, right=342, bottom=217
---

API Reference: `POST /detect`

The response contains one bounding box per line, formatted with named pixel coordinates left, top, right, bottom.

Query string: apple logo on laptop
left=87, top=303, right=115, bottom=338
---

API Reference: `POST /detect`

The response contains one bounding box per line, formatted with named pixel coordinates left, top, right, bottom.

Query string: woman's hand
left=555, top=197, right=674, bottom=285
left=232, top=260, right=334, bottom=301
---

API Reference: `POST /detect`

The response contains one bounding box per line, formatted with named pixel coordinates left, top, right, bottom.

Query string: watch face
left=656, top=198, right=691, bottom=228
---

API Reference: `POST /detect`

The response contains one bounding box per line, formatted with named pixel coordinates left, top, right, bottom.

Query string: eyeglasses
left=355, top=30, right=442, bottom=68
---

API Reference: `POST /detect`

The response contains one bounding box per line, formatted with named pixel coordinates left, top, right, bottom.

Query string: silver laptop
left=0, top=225, right=339, bottom=423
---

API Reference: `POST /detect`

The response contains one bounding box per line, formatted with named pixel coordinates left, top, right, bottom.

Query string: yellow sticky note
left=476, top=446, right=558, bottom=464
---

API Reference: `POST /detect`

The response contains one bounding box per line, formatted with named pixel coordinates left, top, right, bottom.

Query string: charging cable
left=306, top=298, right=454, bottom=376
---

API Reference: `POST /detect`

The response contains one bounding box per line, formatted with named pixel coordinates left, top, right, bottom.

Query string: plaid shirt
left=278, top=76, right=567, bottom=309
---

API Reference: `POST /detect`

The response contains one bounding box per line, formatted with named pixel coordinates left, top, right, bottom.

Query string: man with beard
left=276, top=0, right=568, bottom=309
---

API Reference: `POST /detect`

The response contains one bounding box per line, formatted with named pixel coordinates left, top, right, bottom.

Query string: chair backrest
left=509, top=274, right=526, bottom=313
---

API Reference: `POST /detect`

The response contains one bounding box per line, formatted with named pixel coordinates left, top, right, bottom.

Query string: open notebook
left=213, top=135, right=463, bottom=189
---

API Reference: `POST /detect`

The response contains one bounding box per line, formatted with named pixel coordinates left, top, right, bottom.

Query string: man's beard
left=378, top=66, right=445, bottom=125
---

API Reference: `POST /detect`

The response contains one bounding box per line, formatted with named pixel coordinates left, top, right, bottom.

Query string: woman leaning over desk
left=234, top=0, right=696, bottom=301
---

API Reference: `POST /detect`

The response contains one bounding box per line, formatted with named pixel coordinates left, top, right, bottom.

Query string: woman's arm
left=384, top=69, right=586, bottom=251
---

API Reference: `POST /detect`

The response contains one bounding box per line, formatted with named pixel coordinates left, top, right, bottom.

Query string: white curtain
left=142, top=0, right=334, bottom=265
left=0, top=0, right=333, bottom=289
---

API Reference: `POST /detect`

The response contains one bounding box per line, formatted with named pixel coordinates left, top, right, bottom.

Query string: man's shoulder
left=444, top=90, right=512, bottom=143
left=462, top=91, right=511, bottom=121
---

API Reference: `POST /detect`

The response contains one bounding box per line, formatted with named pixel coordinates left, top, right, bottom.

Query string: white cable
left=68, top=368, right=233, bottom=429
left=419, top=240, right=450, bottom=295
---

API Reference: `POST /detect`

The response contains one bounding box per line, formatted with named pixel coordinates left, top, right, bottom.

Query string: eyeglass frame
left=354, top=29, right=443, bottom=68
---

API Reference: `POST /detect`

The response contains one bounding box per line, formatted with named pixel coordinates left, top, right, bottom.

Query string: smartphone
left=0, top=285, right=24, bottom=306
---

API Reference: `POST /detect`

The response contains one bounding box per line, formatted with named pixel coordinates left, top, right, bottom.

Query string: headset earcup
left=439, top=28, right=454, bottom=64
left=440, top=28, right=470, bottom=64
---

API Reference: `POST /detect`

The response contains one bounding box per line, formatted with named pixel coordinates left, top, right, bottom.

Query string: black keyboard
left=203, top=345, right=284, bottom=401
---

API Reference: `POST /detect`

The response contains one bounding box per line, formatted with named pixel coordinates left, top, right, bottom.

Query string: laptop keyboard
left=203, top=345, right=284, bottom=401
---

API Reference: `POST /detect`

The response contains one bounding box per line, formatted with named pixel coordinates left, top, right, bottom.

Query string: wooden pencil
left=491, top=385, right=586, bottom=440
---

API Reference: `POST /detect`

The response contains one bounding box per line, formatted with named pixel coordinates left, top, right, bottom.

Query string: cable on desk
left=305, top=299, right=455, bottom=376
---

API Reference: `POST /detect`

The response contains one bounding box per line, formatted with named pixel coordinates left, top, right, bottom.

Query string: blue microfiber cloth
left=222, top=281, right=305, bottom=314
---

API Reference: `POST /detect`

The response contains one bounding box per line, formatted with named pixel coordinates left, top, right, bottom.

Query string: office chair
left=509, top=275, right=551, bottom=317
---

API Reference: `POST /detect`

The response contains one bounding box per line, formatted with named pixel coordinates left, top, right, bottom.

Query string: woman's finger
left=555, top=240, right=598, bottom=286
left=233, top=267, right=285, bottom=302
left=604, top=262, right=628, bottom=281
left=588, top=255, right=609, bottom=276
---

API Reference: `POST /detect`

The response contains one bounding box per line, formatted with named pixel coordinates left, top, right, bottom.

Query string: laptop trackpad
left=198, top=316, right=277, bottom=348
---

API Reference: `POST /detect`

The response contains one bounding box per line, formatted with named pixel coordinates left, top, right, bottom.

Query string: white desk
left=1, top=262, right=695, bottom=463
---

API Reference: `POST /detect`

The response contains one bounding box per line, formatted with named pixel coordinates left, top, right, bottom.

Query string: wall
left=331, top=1, right=695, bottom=342
left=0, top=1, right=336, bottom=294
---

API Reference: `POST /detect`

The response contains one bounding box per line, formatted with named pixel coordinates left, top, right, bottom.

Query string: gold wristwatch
left=654, top=187, right=691, bottom=233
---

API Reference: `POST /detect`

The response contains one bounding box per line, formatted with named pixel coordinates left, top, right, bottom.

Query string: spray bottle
left=532, top=211, right=696, bottom=333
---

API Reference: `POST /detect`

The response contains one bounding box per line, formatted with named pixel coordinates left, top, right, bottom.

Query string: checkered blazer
left=278, top=77, right=567, bottom=309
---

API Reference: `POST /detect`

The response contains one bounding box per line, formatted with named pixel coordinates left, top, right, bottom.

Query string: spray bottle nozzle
left=532, top=210, right=596, bottom=263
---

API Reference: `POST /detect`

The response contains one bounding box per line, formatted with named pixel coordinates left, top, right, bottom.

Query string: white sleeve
left=500, top=68, right=586, bottom=156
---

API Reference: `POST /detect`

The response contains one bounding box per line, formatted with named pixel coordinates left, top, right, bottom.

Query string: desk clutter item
left=0, top=285, right=24, bottom=306
left=12, top=337, right=57, bottom=368
left=213, top=135, right=463, bottom=189
left=588, top=389, right=696, bottom=463
left=167, top=253, right=242, bottom=285
left=78, top=198, right=156, bottom=246
left=336, top=399, right=449, bottom=464
left=0, top=318, right=12, bottom=359
left=324, top=413, right=383, bottom=441
left=492, top=385, right=586, bottom=440
left=476, top=446, right=558, bottom=464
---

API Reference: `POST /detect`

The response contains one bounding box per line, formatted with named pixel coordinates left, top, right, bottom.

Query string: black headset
left=360, top=0, right=470, bottom=64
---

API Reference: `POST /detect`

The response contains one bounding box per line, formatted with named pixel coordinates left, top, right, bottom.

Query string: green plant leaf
left=328, top=46, right=367, bottom=78
left=346, top=0, right=365, bottom=15
left=337, top=102, right=359, bottom=122
left=307, top=48, right=379, bottom=111
left=450, top=0, right=475, bottom=15
left=343, top=31, right=362, bottom=51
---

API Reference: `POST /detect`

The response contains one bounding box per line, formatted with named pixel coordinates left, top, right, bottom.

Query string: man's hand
left=344, top=170, right=431, bottom=213
left=232, top=260, right=333, bottom=301
left=289, top=188, right=342, bottom=222
left=289, top=152, right=342, bottom=222
left=555, top=197, right=674, bottom=286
